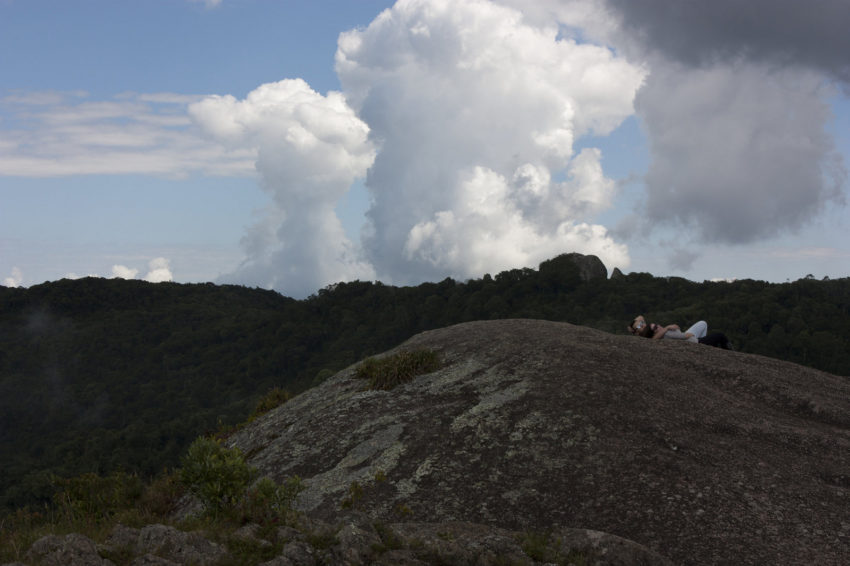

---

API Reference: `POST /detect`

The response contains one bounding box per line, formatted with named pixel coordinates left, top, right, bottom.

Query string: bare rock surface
left=230, top=319, right=850, bottom=565
left=13, top=518, right=668, bottom=566
left=23, top=533, right=114, bottom=566
left=383, top=521, right=674, bottom=566
left=104, top=524, right=226, bottom=565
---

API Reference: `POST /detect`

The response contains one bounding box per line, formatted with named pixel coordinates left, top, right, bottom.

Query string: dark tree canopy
left=1, top=256, right=848, bottom=512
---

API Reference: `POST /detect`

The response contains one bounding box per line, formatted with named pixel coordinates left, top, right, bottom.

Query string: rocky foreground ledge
left=10, top=516, right=672, bottom=565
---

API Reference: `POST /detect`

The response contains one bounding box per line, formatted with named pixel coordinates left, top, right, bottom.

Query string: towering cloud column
left=336, top=0, right=644, bottom=283
left=190, top=79, right=377, bottom=295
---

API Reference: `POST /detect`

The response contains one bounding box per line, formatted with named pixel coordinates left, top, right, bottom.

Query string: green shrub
left=355, top=349, right=441, bottom=390
left=0, top=507, right=51, bottom=563
left=137, top=470, right=184, bottom=518
left=179, top=437, right=255, bottom=517
left=52, top=471, right=144, bottom=524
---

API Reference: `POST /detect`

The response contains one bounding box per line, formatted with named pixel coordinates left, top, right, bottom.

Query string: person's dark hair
left=637, top=324, right=654, bottom=338
left=628, top=318, right=654, bottom=338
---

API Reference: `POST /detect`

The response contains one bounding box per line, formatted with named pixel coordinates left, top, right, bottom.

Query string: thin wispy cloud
left=0, top=91, right=254, bottom=178
left=767, top=247, right=850, bottom=260
left=188, top=0, right=223, bottom=9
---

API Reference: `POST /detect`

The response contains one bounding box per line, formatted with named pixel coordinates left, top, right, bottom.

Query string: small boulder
left=136, top=524, right=226, bottom=564
left=277, top=541, right=318, bottom=566
left=333, top=513, right=382, bottom=565
left=233, top=523, right=273, bottom=547
left=103, top=523, right=226, bottom=565
left=104, top=523, right=140, bottom=552
left=25, top=533, right=113, bottom=566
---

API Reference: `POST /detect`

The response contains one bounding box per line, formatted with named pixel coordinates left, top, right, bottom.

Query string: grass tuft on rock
left=249, top=387, right=294, bottom=420
left=355, top=349, right=441, bottom=390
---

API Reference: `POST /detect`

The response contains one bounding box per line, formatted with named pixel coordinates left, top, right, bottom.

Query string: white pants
left=685, top=321, right=708, bottom=342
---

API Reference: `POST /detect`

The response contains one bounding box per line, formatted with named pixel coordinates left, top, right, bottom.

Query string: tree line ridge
left=1, top=253, right=848, bottom=512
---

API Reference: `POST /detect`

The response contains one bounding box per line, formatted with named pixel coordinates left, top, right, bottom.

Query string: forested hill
left=1, top=253, right=849, bottom=512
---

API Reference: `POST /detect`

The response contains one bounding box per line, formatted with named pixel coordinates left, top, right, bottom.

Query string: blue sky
left=2, top=0, right=849, bottom=296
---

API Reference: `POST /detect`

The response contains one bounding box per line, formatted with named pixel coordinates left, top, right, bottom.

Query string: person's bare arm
left=654, top=324, right=683, bottom=339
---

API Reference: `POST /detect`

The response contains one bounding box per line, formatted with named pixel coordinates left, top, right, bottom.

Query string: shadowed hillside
left=229, top=319, right=850, bottom=565
left=2, top=254, right=849, bottom=513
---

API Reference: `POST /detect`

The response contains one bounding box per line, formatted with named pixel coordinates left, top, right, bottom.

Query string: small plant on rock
left=371, top=521, right=405, bottom=553
left=340, top=480, right=364, bottom=510
left=355, top=349, right=441, bottom=390
left=518, top=530, right=589, bottom=566
left=394, top=503, right=413, bottom=518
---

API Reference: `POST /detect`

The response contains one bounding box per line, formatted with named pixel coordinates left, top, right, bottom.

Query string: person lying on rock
left=628, top=315, right=732, bottom=349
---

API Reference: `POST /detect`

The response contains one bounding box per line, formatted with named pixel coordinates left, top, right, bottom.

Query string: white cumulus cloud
left=189, top=79, right=377, bottom=296
left=3, top=267, right=23, bottom=288
left=403, top=163, right=628, bottom=277
left=111, top=265, right=140, bottom=280
left=143, top=258, right=173, bottom=283
left=336, top=0, right=644, bottom=284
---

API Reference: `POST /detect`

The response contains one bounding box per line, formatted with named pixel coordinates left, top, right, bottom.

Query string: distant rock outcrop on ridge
left=231, top=319, right=850, bottom=566
left=539, top=252, right=608, bottom=281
